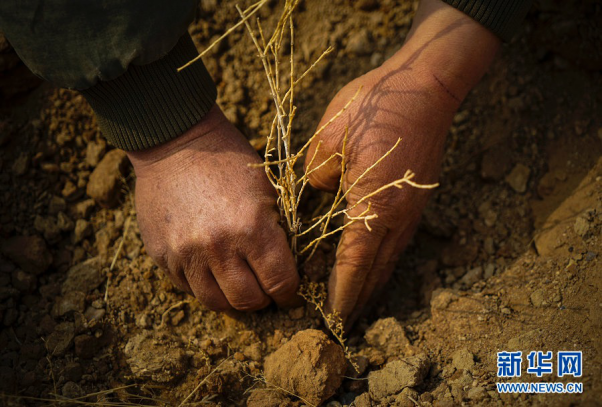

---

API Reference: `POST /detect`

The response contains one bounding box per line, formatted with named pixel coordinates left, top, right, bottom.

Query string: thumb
left=304, top=80, right=364, bottom=192
left=304, top=136, right=342, bottom=193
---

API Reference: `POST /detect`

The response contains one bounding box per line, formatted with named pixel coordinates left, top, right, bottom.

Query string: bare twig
left=177, top=0, right=268, bottom=72
left=178, top=356, right=233, bottom=407
left=105, top=215, right=133, bottom=304
left=245, top=371, right=317, bottom=407
left=158, top=300, right=191, bottom=330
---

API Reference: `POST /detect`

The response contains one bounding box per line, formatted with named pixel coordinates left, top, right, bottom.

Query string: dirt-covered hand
left=305, top=0, right=501, bottom=324
left=305, top=58, right=454, bottom=324
left=127, top=106, right=300, bottom=312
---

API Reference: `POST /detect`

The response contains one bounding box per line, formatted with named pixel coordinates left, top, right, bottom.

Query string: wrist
left=126, top=104, right=225, bottom=175
left=386, top=0, right=501, bottom=104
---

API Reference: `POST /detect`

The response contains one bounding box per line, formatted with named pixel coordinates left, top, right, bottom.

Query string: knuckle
left=230, top=296, right=268, bottom=312
left=224, top=214, right=260, bottom=241
left=336, top=248, right=375, bottom=271
left=263, top=273, right=299, bottom=298
left=345, top=249, right=371, bottom=265
left=307, top=171, right=338, bottom=192
left=238, top=211, right=276, bottom=245
left=171, top=238, right=195, bottom=260
left=203, top=230, right=230, bottom=255
left=182, top=258, right=205, bottom=285
left=236, top=222, right=257, bottom=240
left=370, top=224, right=389, bottom=239
left=250, top=219, right=275, bottom=242
left=347, top=222, right=389, bottom=244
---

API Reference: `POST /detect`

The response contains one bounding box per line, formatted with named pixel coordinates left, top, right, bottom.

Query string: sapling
left=180, top=0, right=437, bottom=371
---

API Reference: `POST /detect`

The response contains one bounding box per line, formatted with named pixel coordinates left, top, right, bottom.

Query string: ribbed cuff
left=81, top=33, right=217, bottom=151
left=442, top=0, right=532, bottom=42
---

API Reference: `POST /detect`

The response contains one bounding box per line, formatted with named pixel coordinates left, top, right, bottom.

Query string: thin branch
left=177, top=0, right=268, bottom=72
left=178, top=357, right=233, bottom=407
left=105, top=215, right=132, bottom=304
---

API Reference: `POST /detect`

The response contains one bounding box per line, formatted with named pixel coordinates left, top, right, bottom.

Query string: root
left=298, top=278, right=360, bottom=373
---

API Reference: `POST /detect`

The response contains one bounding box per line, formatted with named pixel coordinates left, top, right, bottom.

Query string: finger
left=163, top=254, right=194, bottom=296
left=345, top=217, right=420, bottom=326
left=148, top=244, right=197, bottom=296
left=181, top=257, right=232, bottom=312
left=209, top=255, right=271, bottom=312
left=304, top=131, right=343, bottom=193
left=373, top=217, right=421, bottom=296
left=246, top=222, right=302, bottom=308
left=345, top=229, right=402, bottom=326
left=326, top=218, right=387, bottom=321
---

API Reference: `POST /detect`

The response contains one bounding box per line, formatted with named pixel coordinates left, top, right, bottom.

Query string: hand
left=305, top=0, right=501, bottom=324
left=127, top=105, right=300, bottom=311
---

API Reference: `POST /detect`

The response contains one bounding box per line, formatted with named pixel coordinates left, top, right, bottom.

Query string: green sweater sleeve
left=80, top=34, right=217, bottom=151
left=442, top=0, right=533, bottom=42
left=0, top=0, right=217, bottom=151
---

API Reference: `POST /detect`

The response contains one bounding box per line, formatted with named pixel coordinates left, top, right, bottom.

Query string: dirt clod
left=430, top=289, right=457, bottom=310
left=136, top=313, right=153, bottom=329
left=467, top=386, right=488, bottom=402
left=62, top=381, right=84, bottom=399
left=574, top=215, right=590, bottom=236
left=264, top=329, right=346, bottom=406
left=480, top=146, right=514, bottom=181
left=74, top=333, right=106, bottom=359
left=390, top=387, right=420, bottom=407
left=530, top=288, right=547, bottom=307
left=364, top=317, right=410, bottom=357
left=368, top=354, right=430, bottom=399
left=11, top=269, right=36, bottom=292
left=346, top=29, right=371, bottom=55
left=64, top=362, right=84, bottom=382
left=288, top=306, right=305, bottom=320
left=86, top=149, right=128, bottom=208
left=505, top=163, right=531, bottom=193
left=72, top=199, right=96, bottom=219
left=48, top=196, right=67, bottom=215
left=451, top=348, right=475, bottom=371
left=84, top=305, right=106, bottom=322
left=12, top=152, right=29, bottom=176
left=353, top=392, right=372, bottom=407
left=86, top=140, right=106, bottom=167
left=243, top=342, right=263, bottom=361
left=458, top=266, right=482, bottom=287
left=124, top=332, right=188, bottom=383
left=1, top=235, right=52, bottom=275
left=52, top=290, right=86, bottom=317
left=45, top=322, right=75, bottom=356
left=61, top=257, right=103, bottom=294
left=73, top=219, right=92, bottom=243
